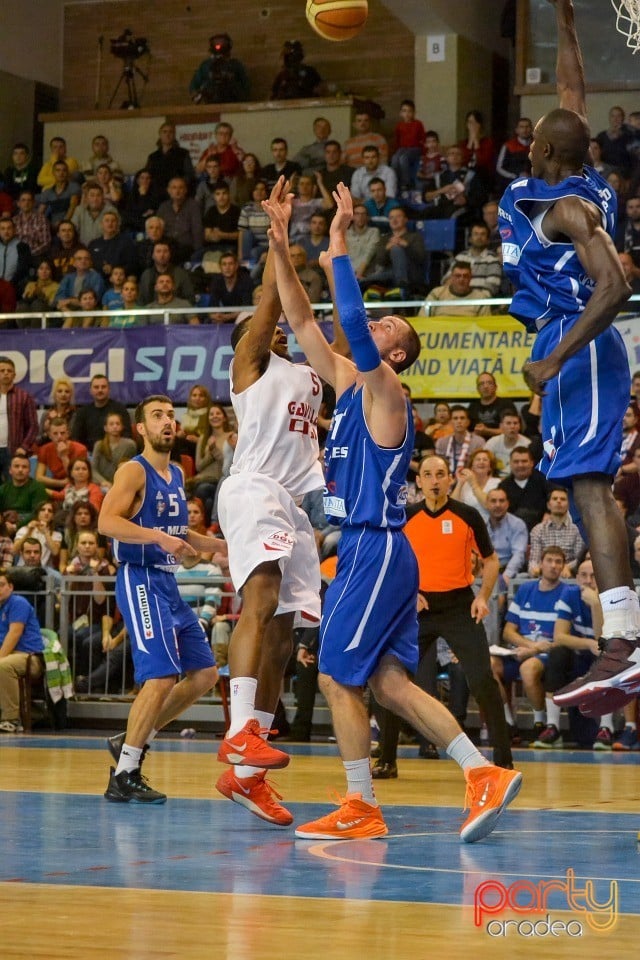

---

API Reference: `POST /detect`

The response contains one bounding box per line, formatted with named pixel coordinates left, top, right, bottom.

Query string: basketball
left=305, top=0, right=368, bottom=42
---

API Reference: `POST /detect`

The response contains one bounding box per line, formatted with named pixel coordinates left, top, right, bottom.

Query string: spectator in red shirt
left=36, top=417, right=87, bottom=501
left=0, top=356, right=38, bottom=482
left=391, top=99, right=426, bottom=193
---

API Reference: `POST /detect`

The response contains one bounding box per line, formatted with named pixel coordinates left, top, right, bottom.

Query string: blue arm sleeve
left=332, top=254, right=381, bottom=372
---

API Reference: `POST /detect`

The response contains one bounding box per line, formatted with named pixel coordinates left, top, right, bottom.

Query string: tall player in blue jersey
left=263, top=183, right=522, bottom=843
left=99, top=395, right=219, bottom=803
left=499, top=0, right=640, bottom=715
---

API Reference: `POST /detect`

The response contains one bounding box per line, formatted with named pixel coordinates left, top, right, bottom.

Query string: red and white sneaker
left=460, top=765, right=522, bottom=843
left=553, top=638, right=640, bottom=710
left=217, top=718, right=290, bottom=769
left=577, top=685, right=636, bottom=718
left=295, top=793, right=388, bottom=840
left=215, top=768, right=293, bottom=826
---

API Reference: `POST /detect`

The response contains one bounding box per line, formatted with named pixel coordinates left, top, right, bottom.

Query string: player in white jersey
left=215, top=179, right=327, bottom=826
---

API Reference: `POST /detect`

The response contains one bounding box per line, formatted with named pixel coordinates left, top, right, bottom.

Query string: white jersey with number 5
left=229, top=351, right=324, bottom=498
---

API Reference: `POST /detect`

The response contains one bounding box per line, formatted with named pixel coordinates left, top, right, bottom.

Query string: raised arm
left=318, top=249, right=351, bottom=359
left=550, top=0, right=587, bottom=119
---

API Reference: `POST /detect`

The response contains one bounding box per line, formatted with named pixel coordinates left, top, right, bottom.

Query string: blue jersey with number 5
left=112, top=455, right=188, bottom=568
left=498, top=165, right=617, bottom=333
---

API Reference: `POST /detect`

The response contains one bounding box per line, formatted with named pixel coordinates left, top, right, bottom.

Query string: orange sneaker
left=215, top=768, right=293, bottom=826
left=460, top=765, right=522, bottom=843
left=294, top=793, right=388, bottom=840
left=217, top=718, right=290, bottom=769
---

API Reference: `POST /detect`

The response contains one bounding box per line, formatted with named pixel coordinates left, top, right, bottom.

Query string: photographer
left=271, top=40, right=322, bottom=100
left=189, top=34, right=250, bottom=104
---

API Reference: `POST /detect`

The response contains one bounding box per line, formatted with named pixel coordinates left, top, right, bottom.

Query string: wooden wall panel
left=62, top=0, right=415, bottom=138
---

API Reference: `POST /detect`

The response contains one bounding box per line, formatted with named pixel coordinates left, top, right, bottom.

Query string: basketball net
left=611, top=0, right=640, bottom=52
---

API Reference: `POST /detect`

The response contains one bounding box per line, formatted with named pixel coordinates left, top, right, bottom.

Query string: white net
left=611, top=0, right=640, bottom=52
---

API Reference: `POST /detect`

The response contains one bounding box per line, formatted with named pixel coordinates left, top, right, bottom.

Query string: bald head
left=537, top=108, right=590, bottom=171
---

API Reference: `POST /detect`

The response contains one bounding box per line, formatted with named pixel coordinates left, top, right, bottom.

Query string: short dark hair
left=21, top=537, right=42, bottom=553
left=450, top=404, right=470, bottom=417
left=134, top=395, right=173, bottom=424
left=510, top=444, right=533, bottom=459
left=362, top=145, right=380, bottom=156
left=0, top=356, right=15, bottom=369
left=542, top=545, right=566, bottom=563
left=271, top=137, right=287, bottom=148
left=325, top=139, right=341, bottom=151
left=500, top=406, right=520, bottom=421
left=401, top=99, right=415, bottom=110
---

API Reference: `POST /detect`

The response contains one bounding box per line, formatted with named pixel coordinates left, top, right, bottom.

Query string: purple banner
left=0, top=324, right=333, bottom=405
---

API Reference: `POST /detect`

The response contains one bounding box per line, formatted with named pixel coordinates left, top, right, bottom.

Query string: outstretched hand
left=262, top=176, right=294, bottom=250
left=330, top=182, right=354, bottom=239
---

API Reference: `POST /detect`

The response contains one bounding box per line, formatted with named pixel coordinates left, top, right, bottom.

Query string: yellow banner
left=404, top=315, right=537, bottom=398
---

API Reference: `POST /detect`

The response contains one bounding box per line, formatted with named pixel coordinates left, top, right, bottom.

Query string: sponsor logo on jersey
left=324, top=495, right=347, bottom=518
left=397, top=484, right=409, bottom=506
left=136, top=584, right=154, bottom=639
left=265, top=530, right=295, bottom=551
left=502, top=242, right=520, bottom=265
left=156, top=491, right=166, bottom=516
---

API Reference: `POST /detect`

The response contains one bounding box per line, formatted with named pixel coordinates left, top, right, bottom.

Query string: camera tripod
left=108, top=58, right=149, bottom=109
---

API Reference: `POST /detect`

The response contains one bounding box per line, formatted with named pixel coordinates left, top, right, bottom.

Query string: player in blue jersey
left=263, top=182, right=522, bottom=843
left=499, top=1, right=640, bottom=715
left=99, top=395, right=220, bottom=803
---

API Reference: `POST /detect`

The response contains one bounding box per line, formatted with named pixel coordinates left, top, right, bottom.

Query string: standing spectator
left=294, top=117, right=332, bottom=174
left=3, top=143, right=38, bottom=200
left=435, top=404, right=484, bottom=472
left=442, top=222, right=502, bottom=297
left=0, top=356, right=38, bottom=481
left=318, top=140, right=353, bottom=195
left=467, top=373, right=511, bottom=439
left=146, top=123, right=195, bottom=198
left=122, top=169, right=159, bottom=236
left=346, top=202, right=380, bottom=279
left=0, top=453, right=47, bottom=527
left=499, top=445, right=549, bottom=531
left=420, top=262, right=491, bottom=317
left=70, top=374, right=132, bottom=451
left=391, top=99, right=426, bottom=193
left=0, top=568, right=44, bottom=734
left=458, top=110, right=496, bottom=189
left=88, top=210, right=138, bottom=280
left=37, top=137, right=80, bottom=191
left=156, top=177, right=203, bottom=263
left=342, top=109, right=388, bottom=168
left=528, top=488, right=584, bottom=577
left=208, top=253, right=254, bottom=323
left=0, top=216, right=32, bottom=306
left=12, top=190, right=51, bottom=258
left=91, top=413, right=138, bottom=491
left=71, top=184, right=115, bottom=245
left=495, top=118, right=532, bottom=192
left=38, top=161, right=81, bottom=228
left=36, top=417, right=88, bottom=500
left=260, top=138, right=301, bottom=192
left=53, top=247, right=106, bottom=312
left=484, top=407, right=531, bottom=478
left=196, top=121, right=245, bottom=178
left=351, top=146, right=397, bottom=201
left=138, top=240, right=195, bottom=306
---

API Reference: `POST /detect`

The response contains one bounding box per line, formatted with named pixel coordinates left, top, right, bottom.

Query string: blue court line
left=1, top=735, right=639, bottom=765
left=1, top=790, right=638, bottom=913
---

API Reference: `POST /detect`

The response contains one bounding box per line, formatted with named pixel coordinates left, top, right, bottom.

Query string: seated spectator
left=499, top=445, right=549, bottom=530
left=202, top=183, right=240, bottom=255
left=442, top=222, right=502, bottom=297
left=101, top=265, right=127, bottom=309
left=37, top=137, right=80, bottom=191
left=0, top=568, right=44, bottom=734
left=197, top=122, right=245, bottom=178
left=260, top=138, right=301, bottom=192
left=615, top=446, right=640, bottom=517
left=134, top=215, right=166, bottom=274
left=3, top=143, right=38, bottom=200
left=318, top=140, right=353, bottom=195
left=37, top=376, right=76, bottom=446
left=88, top=210, right=138, bottom=280
left=16, top=258, right=59, bottom=326
left=288, top=245, right=323, bottom=303
left=289, top=173, right=333, bottom=242
left=60, top=501, right=104, bottom=572
left=484, top=407, right=531, bottom=478
left=61, top=457, right=104, bottom=516
left=189, top=403, right=232, bottom=522
left=13, top=501, right=62, bottom=570
left=271, top=39, right=322, bottom=99
left=613, top=404, right=640, bottom=512
left=528, top=488, right=584, bottom=577
left=0, top=453, right=47, bottom=528
left=74, top=615, right=133, bottom=697
left=38, top=161, right=81, bottom=228
left=208, top=252, right=254, bottom=323
left=435, top=404, right=485, bottom=472
left=138, top=239, right=195, bottom=306
left=363, top=178, right=400, bottom=234
left=482, top=200, right=502, bottom=251
left=619, top=250, right=640, bottom=298
left=91, top=413, right=137, bottom=490
left=156, top=177, right=203, bottom=263
left=177, top=385, right=212, bottom=451
left=64, top=531, right=115, bottom=681
left=361, top=206, right=427, bottom=298
left=621, top=195, right=640, bottom=274
left=450, top=448, right=500, bottom=523
left=423, top=145, right=486, bottom=221
left=82, top=134, right=122, bottom=178
left=146, top=273, right=198, bottom=323
left=420, top=261, right=491, bottom=317
left=0, top=216, right=32, bottom=304
left=122, top=168, right=160, bottom=236
left=146, top=122, right=195, bottom=199
left=237, top=180, right=270, bottom=263
left=71, top=183, right=115, bottom=245
left=0, top=516, right=15, bottom=565
left=101, top=277, right=142, bottom=328
left=457, top=110, right=496, bottom=189
left=71, top=374, right=131, bottom=452
left=343, top=109, right=389, bottom=168
left=195, top=156, right=228, bottom=217
left=10, top=536, right=51, bottom=622
left=495, top=118, right=532, bottom=192
left=416, top=130, right=446, bottom=191
left=346, top=202, right=380, bottom=278
left=61, top=287, right=102, bottom=328
left=467, top=373, right=512, bottom=440
left=229, top=153, right=262, bottom=209
left=484, top=486, right=529, bottom=649
left=12, top=190, right=51, bottom=258
left=351, top=145, right=398, bottom=201
left=299, top=212, right=330, bottom=270
left=425, top=401, right=454, bottom=441
left=596, top=105, right=633, bottom=177
left=36, top=418, right=88, bottom=500
left=53, top=247, right=106, bottom=313
left=184, top=497, right=219, bottom=561
left=494, top=546, right=567, bottom=741
left=47, top=220, right=80, bottom=279
left=391, top=99, right=426, bottom=193
left=92, top=163, right=125, bottom=210
left=294, top=117, right=332, bottom=174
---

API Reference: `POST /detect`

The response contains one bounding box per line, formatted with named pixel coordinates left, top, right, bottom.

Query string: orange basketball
left=305, top=0, right=368, bottom=42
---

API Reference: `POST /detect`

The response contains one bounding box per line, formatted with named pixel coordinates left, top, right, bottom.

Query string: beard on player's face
left=147, top=433, right=175, bottom=453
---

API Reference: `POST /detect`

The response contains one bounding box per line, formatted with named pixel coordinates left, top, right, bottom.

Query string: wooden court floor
left=1, top=735, right=639, bottom=960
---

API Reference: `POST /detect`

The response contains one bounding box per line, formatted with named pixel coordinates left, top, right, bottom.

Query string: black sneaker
left=107, top=733, right=149, bottom=766
left=529, top=721, right=546, bottom=745
left=104, top=767, right=167, bottom=804
left=418, top=742, right=440, bottom=759
left=371, top=761, right=398, bottom=779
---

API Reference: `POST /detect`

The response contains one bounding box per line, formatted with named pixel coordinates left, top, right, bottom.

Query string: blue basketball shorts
left=116, top=564, right=215, bottom=683
left=533, top=317, right=629, bottom=483
left=319, top=527, right=419, bottom=686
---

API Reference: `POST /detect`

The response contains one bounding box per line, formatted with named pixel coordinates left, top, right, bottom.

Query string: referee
left=374, top=454, right=513, bottom=776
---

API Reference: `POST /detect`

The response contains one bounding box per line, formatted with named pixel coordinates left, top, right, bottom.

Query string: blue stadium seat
left=415, top=219, right=457, bottom=252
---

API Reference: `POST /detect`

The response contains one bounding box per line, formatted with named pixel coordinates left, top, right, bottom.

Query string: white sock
left=228, top=676, right=258, bottom=737
left=545, top=698, right=561, bottom=729
left=600, top=587, right=638, bottom=639
left=235, top=709, right=273, bottom=780
left=115, top=744, right=142, bottom=775
left=147, top=728, right=158, bottom=744
left=629, top=588, right=640, bottom=633
left=503, top=703, right=514, bottom=726
left=599, top=714, right=614, bottom=732
left=344, top=758, right=377, bottom=804
left=446, top=732, right=491, bottom=771
left=534, top=709, right=546, bottom=725
left=625, top=721, right=637, bottom=731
